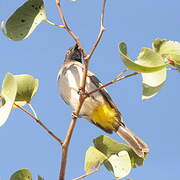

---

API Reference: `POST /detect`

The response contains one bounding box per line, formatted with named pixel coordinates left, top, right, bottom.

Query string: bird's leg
left=72, top=112, right=78, bottom=119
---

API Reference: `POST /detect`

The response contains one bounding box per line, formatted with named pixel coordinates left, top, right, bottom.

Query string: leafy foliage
left=1, top=0, right=46, bottom=41
left=10, top=169, right=32, bottom=180
left=84, top=136, right=147, bottom=179
left=0, top=73, right=38, bottom=126
left=14, top=74, right=38, bottom=106
left=38, top=176, right=44, bottom=180
left=10, top=169, right=44, bottom=180
left=119, top=41, right=169, bottom=100
left=1, top=0, right=180, bottom=179
left=0, top=73, right=17, bottom=126
left=84, top=146, right=107, bottom=173
left=119, top=42, right=166, bottom=73
left=93, top=135, right=145, bottom=168
left=153, top=38, right=180, bottom=65
left=106, top=151, right=131, bottom=179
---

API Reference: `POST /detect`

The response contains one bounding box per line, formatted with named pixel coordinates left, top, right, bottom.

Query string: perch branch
left=58, top=0, right=107, bottom=180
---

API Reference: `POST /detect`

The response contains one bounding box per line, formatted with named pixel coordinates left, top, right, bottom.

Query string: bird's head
left=65, top=44, right=82, bottom=63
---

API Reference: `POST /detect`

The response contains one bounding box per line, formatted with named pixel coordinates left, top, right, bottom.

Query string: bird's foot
left=72, top=112, right=78, bottom=119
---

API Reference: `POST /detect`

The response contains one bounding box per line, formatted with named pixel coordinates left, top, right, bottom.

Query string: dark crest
left=65, top=44, right=82, bottom=63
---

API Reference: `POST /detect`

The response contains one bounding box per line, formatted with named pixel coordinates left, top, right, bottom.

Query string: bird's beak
left=73, top=44, right=79, bottom=51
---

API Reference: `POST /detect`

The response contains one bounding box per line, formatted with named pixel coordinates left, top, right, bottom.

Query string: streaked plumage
left=57, top=44, right=149, bottom=157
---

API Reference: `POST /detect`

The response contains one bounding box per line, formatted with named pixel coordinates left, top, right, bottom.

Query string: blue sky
left=0, top=0, right=180, bottom=179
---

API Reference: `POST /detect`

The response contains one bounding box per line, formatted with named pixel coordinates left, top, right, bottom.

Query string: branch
left=57, top=1, right=107, bottom=180
left=80, top=0, right=107, bottom=94
left=88, top=66, right=178, bottom=97
left=56, top=0, right=86, bottom=57
left=59, top=114, right=78, bottom=180
left=87, top=0, right=106, bottom=60
left=59, top=96, right=86, bottom=180
left=15, top=103, right=63, bottom=145
left=88, top=71, right=139, bottom=96
left=73, top=162, right=102, bottom=180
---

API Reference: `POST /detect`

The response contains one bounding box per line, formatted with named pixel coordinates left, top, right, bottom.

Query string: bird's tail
left=116, top=125, right=149, bottom=158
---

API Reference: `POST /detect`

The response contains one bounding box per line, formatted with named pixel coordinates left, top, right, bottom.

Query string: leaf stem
left=44, top=18, right=64, bottom=28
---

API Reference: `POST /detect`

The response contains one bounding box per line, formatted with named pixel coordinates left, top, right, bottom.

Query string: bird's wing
left=88, top=73, right=123, bottom=124
left=74, top=62, right=123, bottom=121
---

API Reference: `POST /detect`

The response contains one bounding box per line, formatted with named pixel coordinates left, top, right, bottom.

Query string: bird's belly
left=58, top=64, right=119, bottom=131
left=89, top=103, right=118, bottom=131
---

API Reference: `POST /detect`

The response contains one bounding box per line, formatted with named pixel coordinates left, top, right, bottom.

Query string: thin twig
left=56, top=0, right=86, bottom=57
left=80, top=0, right=107, bottom=93
left=73, top=162, right=102, bottom=180
left=114, top=69, right=128, bottom=80
left=15, top=103, right=63, bottom=145
left=87, top=0, right=106, bottom=60
left=57, top=0, right=107, bottom=180
left=88, top=72, right=139, bottom=96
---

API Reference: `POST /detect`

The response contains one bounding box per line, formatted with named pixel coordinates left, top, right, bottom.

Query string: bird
left=57, top=44, right=149, bottom=157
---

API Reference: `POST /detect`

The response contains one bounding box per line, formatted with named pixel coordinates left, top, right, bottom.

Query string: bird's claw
left=72, top=112, right=78, bottom=119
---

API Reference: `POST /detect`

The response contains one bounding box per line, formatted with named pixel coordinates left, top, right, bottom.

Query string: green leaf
left=119, top=42, right=167, bottom=100
left=106, top=151, right=131, bottom=179
left=142, top=70, right=166, bottom=100
left=152, top=38, right=167, bottom=53
left=1, top=0, right=46, bottom=41
left=10, top=169, right=32, bottom=180
left=93, top=135, right=145, bottom=168
left=0, top=73, right=17, bottom=126
left=38, top=176, right=44, bottom=180
left=137, top=48, right=167, bottom=100
left=14, top=74, right=39, bottom=106
left=136, top=48, right=164, bottom=67
left=119, top=42, right=167, bottom=73
left=84, top=146, right=107, bottom=173
left=153, top=38, right=180, bottom=65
